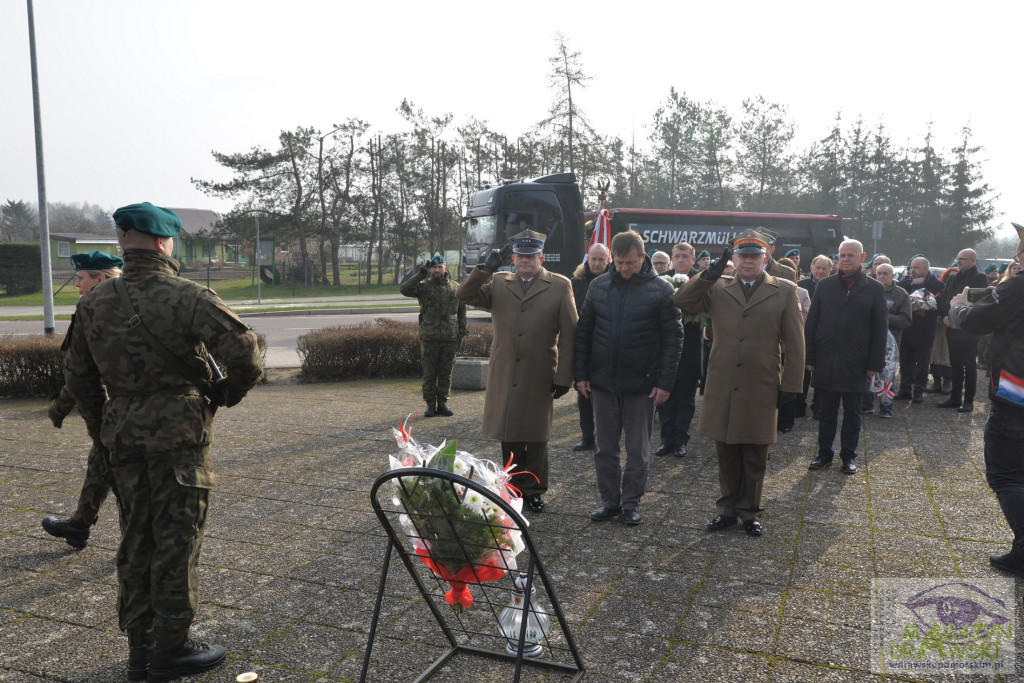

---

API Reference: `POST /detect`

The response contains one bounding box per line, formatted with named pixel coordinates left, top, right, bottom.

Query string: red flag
left=585, top=204, right=611, bottom=261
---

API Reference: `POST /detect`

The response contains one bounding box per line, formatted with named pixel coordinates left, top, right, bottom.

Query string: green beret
left=696, top=250, right=710, bottom=260
left=984, top=263, right=998, bottom=274
left=70, top=250, right=124, bottom=271
left=113, top=202, right=182, bottom=237
left=428, top=252, right=445, bottom=266
left=998, top=262, right=1010, bottom=273
left=785, top=248, right=800, bottom=258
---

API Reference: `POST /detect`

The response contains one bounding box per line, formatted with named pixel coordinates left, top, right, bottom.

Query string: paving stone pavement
left=2, top=373, right=1023, bottom=682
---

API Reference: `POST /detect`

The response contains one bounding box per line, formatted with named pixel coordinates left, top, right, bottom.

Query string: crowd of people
left=40, top=204, right=1023, bottom=680
left=411, top=225, right=1024, bottom=562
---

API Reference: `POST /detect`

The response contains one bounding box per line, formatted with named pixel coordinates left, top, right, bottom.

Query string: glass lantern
left=497, top=572, right=551, bottom=657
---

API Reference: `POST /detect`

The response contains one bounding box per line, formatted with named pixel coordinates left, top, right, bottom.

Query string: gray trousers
left=592, top=390, right=654, bottom=511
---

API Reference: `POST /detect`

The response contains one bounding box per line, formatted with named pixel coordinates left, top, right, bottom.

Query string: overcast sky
left=2, top=1, right=1021, bottom=241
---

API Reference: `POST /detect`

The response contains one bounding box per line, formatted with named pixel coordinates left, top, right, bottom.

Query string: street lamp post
left=26, top=0, right=55, bottom=336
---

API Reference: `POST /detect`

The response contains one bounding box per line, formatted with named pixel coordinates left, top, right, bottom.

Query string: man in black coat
left=574, top=231, right=682, bottom=526
left=569, top=243, right=611, bottom=450
left=658, top=242, right=701, bottom=457
left=796, top=255, right=833, bottom=417
left=936, top=248, right=990, bottom=412
left=948, top=226, right=1024, bottom=577
left=896, top=256, right=945, bottom=402
left=806, top=239, right=888, bottom=474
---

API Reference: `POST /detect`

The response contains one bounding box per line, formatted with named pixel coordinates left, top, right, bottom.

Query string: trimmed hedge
left=0, top=333, right=269, bottom=399
left=298, top=318, right=493, bottom=382
left=0, top=243, right=43, bottom=296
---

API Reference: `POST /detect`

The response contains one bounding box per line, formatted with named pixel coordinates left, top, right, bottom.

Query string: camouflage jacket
left=399, top=269, right=467, bottom=342
left=64, top=250, right=263, bottom=457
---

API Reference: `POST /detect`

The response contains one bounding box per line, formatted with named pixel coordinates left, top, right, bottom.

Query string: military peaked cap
left=511, top=229, right=546, bottom=254
left=731, top=229, right=769, bottom=255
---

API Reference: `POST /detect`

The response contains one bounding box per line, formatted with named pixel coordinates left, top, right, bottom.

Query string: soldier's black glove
left=418, top=264, right=429, bottom=277
left=551, top=384, right=570, bottom=399
left=47, top=400, right=64, bottom=429
left=481, top=242, right=514, bottom=274
left=777, top=390, right=800, bottom=408
left=214, top=378, right=243, bottom=408
left=701, top=247, right=732, bottom=282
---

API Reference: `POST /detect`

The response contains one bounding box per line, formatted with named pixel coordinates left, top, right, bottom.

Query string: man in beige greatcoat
left=456, top=230, right=577, bottom=513
left=674, top=229, right=805, bottom=536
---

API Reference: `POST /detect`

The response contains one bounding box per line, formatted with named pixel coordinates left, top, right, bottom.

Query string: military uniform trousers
left=72, top=443, right=113, bottom=527
left=592, top=390, right=654, bottom=511
left=714, top=442, right=770, bottom=522
left=421, top=340, right=458, bottom=403
left=110, top=446, right=211, bottom=646
left=500, top=442, right=548, bottom=498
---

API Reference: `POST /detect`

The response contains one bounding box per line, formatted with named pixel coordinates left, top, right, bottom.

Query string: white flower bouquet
left=387, top=419, right=526, bottom=609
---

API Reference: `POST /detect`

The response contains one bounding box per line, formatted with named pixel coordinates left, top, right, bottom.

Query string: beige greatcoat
left=457, top=265, right=577, bottom=442
left=674, top=272, right=805, bottom=445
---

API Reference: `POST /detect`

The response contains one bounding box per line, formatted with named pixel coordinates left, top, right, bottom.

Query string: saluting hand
left=701, top=248, right=732, bottom=282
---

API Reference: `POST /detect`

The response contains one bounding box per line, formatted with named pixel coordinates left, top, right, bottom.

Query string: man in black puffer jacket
left=574, top=231, right=683, bottom=526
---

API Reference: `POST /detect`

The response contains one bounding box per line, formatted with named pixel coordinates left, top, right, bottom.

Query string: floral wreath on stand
left=387, top=418, right=528, bottom=611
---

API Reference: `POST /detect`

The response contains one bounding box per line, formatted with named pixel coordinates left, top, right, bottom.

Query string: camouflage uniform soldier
left=64, top=203, right=262, bottom=682
left=400, top=252, right=467, bottom=417
left=43, top=251, right=125, bottom=549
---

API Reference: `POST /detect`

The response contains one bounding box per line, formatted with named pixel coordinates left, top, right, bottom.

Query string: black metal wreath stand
left=360, top=467, right=585, bottom=682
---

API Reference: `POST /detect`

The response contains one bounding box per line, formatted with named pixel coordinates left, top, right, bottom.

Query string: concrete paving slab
left=2, top=375, right=1021, bottom=681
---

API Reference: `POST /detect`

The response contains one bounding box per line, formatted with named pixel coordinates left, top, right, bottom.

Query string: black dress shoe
left=841, top=460, right=858, bottom=474
left=808, top=457, right=832, bottom=470
left=912, top=393, right=924, bottom=404
left=526, top=495, right=544, bottom=513
left=148, top=640, right=226, bottom=683
left=590, top=506, right=622, bottom=521
left=654, top=444, right=673, bottom=456
left=573, top=439, right=595, bottom=451
left=990, top=552, right=1024, bottom=579
left=957, top=402, right=974, bottom=413
left=778, top=424, right=794, bottom=433
left=706, top=514, right=737, bottom=531
left=673, top=444, right=687, bottom=457
left=42, top=516, right=90, bottom=549
left=743, top=520, right=763, bottom=537
left=936, top=398, right=961, bottom=409
left=621, top=509, right=642, bottom=525
left=894, top=392, right=912, bottom=401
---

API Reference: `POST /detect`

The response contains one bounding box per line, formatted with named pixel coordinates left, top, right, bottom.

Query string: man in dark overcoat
left=936, top=248, right=990, bottom=412
left=569, top=242, right=610, bottom=450
left=675, top=230, right=805, bottom=536
left=806, top=239, right=888, bottom=474
left=456, top=230, right=577, bottom=513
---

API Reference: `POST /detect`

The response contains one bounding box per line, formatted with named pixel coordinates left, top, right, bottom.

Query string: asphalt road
left=0, top=309, right=491, bottom=368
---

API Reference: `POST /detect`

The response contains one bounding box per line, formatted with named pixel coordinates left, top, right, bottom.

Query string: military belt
left=107, top=387, right=201, bottom=398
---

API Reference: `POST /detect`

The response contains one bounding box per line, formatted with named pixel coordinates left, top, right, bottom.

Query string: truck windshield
left=466, top=215, right=498, bottom=246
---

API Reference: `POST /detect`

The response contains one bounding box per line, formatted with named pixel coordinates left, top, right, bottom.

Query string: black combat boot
left=127, top=642, right=154, bottom=681
left=435, top=402, right=453, bottom=417
left=424, top=400, right=436, bottom=417
left=148, top=640, right=226, bottom=682
left=41, top=516, right=90, bottom=549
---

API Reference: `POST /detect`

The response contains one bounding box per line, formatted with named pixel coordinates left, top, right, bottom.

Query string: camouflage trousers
left=71, top=443, right=113, bottom=527
left=109, top=446, right=213, bottom=646
left=421, top=340, right=458, bottom=403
